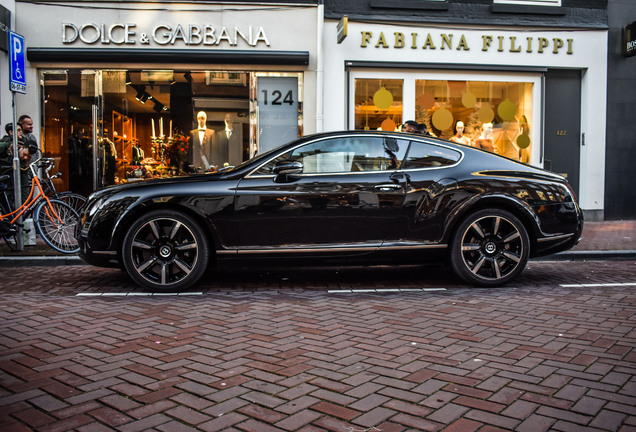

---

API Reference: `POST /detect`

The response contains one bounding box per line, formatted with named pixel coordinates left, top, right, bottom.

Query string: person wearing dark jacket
left=0, top=123, right=36, bottom=205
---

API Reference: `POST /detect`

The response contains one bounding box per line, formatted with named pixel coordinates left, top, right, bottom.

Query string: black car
left=77, top=131, right=583, bottom=291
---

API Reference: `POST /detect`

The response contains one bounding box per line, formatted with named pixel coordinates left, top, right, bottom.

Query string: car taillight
left=564, top=181, right=578, bottom=203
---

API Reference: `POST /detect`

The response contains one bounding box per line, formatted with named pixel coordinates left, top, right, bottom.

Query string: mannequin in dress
left=449, top=121, right=471, bottom=146
left=474, top=122, right=495, bottom=152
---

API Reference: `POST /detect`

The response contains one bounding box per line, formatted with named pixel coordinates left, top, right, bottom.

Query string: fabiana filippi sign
left=359, top=30, right=574, bottom=55
left=62, top=23, right=270, bottom=47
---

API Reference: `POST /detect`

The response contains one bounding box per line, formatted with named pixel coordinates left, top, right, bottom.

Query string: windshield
left=219, top=143, right=294, bottom=173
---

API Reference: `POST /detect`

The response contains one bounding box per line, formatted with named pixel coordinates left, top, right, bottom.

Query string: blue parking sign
left=9, top=31, right=26, bottom=94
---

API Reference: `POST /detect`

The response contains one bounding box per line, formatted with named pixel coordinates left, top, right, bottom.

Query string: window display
left=415, top=80, right=534, bottom=162
left=354, top=79, right=403, bottom=131
left=41, top=69, right=303, bottom=194
left=352, top=75, right=534, bottom=164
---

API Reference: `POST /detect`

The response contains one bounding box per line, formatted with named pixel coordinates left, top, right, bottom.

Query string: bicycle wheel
left=57, top=192, right=87, bottom=213
left=34, top=199, right=80, bottom=254
left=0, top=202, right=17, bottom=250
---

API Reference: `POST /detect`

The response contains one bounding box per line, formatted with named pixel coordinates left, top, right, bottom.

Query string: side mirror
left=273, top=160, right=303, bottom=175
left=273, top=160, right=303, bottom=183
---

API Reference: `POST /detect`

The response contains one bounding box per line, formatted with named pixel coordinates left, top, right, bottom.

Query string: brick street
left=0, top=259, right=635, bottom=431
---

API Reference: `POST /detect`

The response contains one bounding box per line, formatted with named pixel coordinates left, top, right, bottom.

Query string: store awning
left=27, top=48, right=310, bottom=66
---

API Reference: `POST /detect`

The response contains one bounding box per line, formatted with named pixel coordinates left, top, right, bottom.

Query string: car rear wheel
left=450, top=209, right=529, bottom=286
left=122, top=209, right=209, bottom=291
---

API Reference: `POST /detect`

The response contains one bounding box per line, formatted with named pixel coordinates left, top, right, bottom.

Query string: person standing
left=188, top=111, right=217, bottom=172
left=19, top=115, right=38, bottom=162
left=401, top=120, right=419, bottom=133
left=1, top=124, right=35, bottom=204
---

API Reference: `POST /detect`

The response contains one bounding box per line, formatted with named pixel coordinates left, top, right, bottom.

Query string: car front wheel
left=122, top=209, right=209, bottom=291
left=450, top=209, right=529, bottom=287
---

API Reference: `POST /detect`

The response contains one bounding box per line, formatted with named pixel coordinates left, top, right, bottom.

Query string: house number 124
left=261, top=89, right=294, bottom=105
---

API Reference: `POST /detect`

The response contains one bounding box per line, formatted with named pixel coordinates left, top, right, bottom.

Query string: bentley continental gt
left=76, top=131, right=583, bottom=291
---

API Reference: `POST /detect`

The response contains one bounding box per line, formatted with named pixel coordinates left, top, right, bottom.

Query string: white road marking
left=328, top=288, right=447, bottom=293
left=76, top=292, right=203, bottom=296
left=560, top=282, right=636, bottom=288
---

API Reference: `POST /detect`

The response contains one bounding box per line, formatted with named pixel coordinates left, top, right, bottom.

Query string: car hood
left=88, top=172, right=225, bottom=200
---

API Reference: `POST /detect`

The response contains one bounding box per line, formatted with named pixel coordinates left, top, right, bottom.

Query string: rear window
left=403, top=142, right=461, bottom=169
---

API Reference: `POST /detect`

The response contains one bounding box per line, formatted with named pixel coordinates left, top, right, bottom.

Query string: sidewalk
left=1, top=220, right=636, bottom=263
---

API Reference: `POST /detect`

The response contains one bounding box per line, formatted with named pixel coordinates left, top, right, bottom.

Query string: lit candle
left=160, top=118, right=163, bottom=137
left=169, top=120, right=173, bottom=138
left=152, top=119, right=156, bottom=139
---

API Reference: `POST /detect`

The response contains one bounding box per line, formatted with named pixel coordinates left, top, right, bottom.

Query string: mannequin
left=474, top=122, right=495, bottom=152
left=449, top=121, right=471, bottom=146
left=188, top=111, right=217, bottom=171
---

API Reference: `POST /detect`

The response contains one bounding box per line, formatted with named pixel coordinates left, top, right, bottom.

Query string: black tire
left=57, top=192, right=87, bottom=214
left=34, top=198, right=80, bottom=254
left=122, top=209, right=210, bottom=292
left=450, top=209, right=529, bottom=287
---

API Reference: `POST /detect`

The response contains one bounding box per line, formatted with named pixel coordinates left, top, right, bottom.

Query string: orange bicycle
left=0, top=155, right=79, bottom=254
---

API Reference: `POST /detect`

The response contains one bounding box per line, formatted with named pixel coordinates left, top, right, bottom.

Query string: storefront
left=323, top=19, right=608, bottom=220
left=15, top=1, right=318, bottom=195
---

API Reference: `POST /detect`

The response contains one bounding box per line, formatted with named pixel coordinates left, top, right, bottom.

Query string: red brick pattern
left=0, top=260, right=634, bottom=430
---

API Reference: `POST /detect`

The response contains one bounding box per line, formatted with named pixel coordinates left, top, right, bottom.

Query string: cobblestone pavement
left=0, top=260, right=635, bottom=431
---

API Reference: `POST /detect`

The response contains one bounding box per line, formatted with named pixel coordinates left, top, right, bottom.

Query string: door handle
left=375, top=184, right=402, bottom=191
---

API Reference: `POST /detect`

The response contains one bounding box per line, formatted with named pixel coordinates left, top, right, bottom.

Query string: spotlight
left=139, top=92, right=149, bottom=103
left=153, top=101, right=164, bottom=113
left=125, top=72, right=132, bottom=85
left=134, top=84, right=146, bottom=101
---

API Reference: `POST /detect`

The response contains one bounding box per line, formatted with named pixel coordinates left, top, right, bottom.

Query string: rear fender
left=441, top=193, right=541, bottom=250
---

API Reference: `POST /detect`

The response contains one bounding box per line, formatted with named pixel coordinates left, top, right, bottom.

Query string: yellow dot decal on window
left=462, top=91, right=476, bottom=108
left=373, top=87, right=393, bottom=110
left=517, top=133, right=531, bottom=149
left=432, top=107, right=453, bottom=131
left=498, top=98, right=517, bottom=121
left=478, top=104, right=495, bottom=123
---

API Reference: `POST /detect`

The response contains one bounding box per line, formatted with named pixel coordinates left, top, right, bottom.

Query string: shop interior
left=42, top=69, right=251, bottom=196
left=354, top=78, right=534, bottom=163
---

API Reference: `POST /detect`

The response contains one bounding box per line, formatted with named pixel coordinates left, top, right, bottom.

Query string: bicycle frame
left=0, top=158, right=65, bottom=227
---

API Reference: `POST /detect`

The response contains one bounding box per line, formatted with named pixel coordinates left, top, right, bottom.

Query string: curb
left=532, top=250, right=636, bottom=261
left=0, top=255, right=85, bottom=266
left=2, top=251, right=636, bottom=267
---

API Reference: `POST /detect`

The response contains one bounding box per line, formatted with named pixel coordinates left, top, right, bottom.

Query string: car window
left=253, top=136, right=407, bottom=175
left=402, top=141, right=461, bottom=169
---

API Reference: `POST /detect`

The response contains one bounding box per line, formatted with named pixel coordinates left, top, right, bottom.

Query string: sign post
left=9, top=31, right=26, bottom=250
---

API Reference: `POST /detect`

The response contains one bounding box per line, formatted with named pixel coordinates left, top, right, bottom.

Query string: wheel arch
left=443, top=195, right=541, bottom=258
left=111, top=200, right=218, bottom=262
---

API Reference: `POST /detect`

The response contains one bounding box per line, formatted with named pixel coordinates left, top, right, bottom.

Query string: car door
left=222, top=134, right=408, bottom=253
left=382, top=139, right=463, bottom=247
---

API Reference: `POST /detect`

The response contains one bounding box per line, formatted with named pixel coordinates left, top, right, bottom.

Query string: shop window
left=414, top=80, right=533, bottom=163
left=354, top=79, right=403, bottom=132
left=42, top=68, right=303, bottom=193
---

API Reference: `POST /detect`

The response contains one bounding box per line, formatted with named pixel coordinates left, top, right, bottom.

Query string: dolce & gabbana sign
left=62, top=22, right=270, bottom=47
